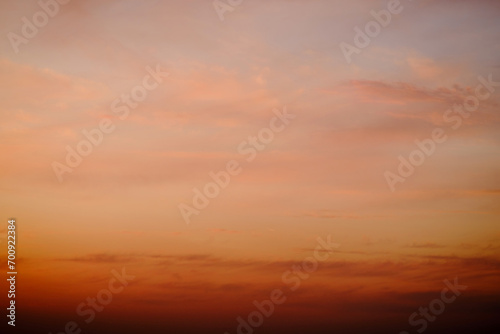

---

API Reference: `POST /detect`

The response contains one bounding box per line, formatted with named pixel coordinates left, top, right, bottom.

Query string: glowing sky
left=1, top=0, right=499, bottom=333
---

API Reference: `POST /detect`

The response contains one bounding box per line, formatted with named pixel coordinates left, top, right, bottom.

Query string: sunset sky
left=1, top=0, right=499, bottom=333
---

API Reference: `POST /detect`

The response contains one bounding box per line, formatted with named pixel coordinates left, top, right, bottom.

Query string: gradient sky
left=1, top=0, right=499, bottom=333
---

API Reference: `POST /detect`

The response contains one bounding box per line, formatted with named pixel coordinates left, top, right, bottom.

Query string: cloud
left=404, top=242, right=446, bottom=249
left=292, top=210, right=360, bottom=220
left=58, top=253, right=136, bottom=263
left=407, top=56, right=448, bottom=80
left=345, top=79, right=467, bottom=105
